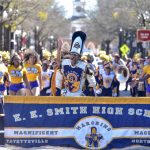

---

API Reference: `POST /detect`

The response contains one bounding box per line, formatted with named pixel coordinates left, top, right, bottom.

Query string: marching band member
left=111, top=53, right=124, bottom=96
left=99, top=62, right=115, bottom=96
left=83, top=54, right=96, bottom=96
left=51, top=58, right=60, bottom=96
left=124, top=58, right=132, bottom=91
left=95, top=55, right=109, bottom=96
left=50, top=38, right=64, bottom=96
left=24, top=51, right=42, bottom=96
left=140, top=55, right=150, bottom=97
left=1, top=51, right=10, bottom=95
left=137, top=58, right=146, bottom=96
left=0, top=54, right=10, bottom=96
left=129, top=61, right=139, bottom=97
left=40, top=60, right=53, bottom=96
left=8, top=53, right=32, bottom=96
left=97, top=54, right=110, bottom=77
left=55, top=31, right=96, bottom=96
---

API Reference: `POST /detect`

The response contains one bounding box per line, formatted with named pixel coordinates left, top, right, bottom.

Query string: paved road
left=1, top=145, right=150, bottom=150
left=120, top=82, right=131, bottom=97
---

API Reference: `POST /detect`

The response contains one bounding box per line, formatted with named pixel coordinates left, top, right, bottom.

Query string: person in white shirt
left=111, top=53, right=123, bottom=96
left=40, top=60, right=53, bottom=96
left=100, top=63, right=115, bottom=96
left=55, top=31, right=96, bottom=96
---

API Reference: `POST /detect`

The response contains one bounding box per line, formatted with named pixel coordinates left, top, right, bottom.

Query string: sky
left=56, top=0, right=97, bottom=18
left=58, top=0, right=73, bottom=18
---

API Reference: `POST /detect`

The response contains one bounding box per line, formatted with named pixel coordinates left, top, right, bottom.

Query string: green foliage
left=86, top=0, right=150, bottom=42
left=37, top=11, right=48, bottom=22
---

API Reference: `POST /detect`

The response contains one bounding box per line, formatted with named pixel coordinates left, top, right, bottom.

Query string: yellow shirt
left=143, top=65, right=150, bottom=84
left=8, top=65, right=27, bottom=84
left=24, top=63, right=42, bottom=82
left=0, top=64, right=8, bottom=84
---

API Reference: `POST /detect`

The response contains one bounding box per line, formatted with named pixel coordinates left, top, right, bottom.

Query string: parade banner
left=4, top=96, right=150, bottom=149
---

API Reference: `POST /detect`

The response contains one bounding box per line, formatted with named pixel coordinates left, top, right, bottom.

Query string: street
left=120, top=83, right=131, bottom=97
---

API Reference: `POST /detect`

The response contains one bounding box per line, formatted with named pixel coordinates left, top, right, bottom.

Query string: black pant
left=101, top=87, right=112, bottom=96
left=130, top=87, right=137, bottom=97
left=40, top=87, right=50, bottom=96
left=138, top=91, right=146, bottom=97
left=114, top=80, right=120, bottom=97
left=125, top=77, right=132, bottom=90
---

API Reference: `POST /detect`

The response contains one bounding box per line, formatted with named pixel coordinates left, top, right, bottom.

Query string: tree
left=0, top=0, right=71, bottom=47
left=85, top=0, right=150, bottom=57
left=0, top=0, right=50, bottom=51
left=85, top=0, right=150, bottom=42
left=19, top=0, right=71, bottom=48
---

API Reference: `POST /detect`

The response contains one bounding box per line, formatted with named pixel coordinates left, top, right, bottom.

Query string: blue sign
left=4, top=97, right=150, bottom=149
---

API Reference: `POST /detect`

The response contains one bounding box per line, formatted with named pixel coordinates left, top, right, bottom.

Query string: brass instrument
left=114, top=60, right=130, bottom=83
left=115, top=64, right=130, bottom=83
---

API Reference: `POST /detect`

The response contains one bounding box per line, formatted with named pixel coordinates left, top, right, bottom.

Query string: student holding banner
left=8, top=53, right=32, bottom=96
left=55, top=31, right=96, bottom=96
left=24, top=51, right=42, bottom=96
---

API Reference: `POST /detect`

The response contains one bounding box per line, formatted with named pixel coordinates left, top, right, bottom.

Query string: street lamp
left=49, top=35, right=54, bottom=53
left=118, top=27, right=124, bottom=57
left=50, top=35, right=54, bottom=39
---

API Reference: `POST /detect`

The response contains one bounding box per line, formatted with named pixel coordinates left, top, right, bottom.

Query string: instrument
left=115, top=65, right=130, bottom=83
left=112, top=57, right=130, bottom=83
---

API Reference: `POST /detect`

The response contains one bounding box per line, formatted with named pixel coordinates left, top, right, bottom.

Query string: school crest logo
left=74, top=116, right=113, bottom=149
left=73, top=42, right=80, bottom=49
left=64, top=65, right=83, bottom=93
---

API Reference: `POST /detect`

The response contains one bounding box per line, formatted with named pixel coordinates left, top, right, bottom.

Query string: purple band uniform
left=146, top=84, right=150, bottom=93
left=9, top=83, right=24, bottom=92
left=0, top=84, right=5, bottom=92
left=29, top=80, right=39, bottom=89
